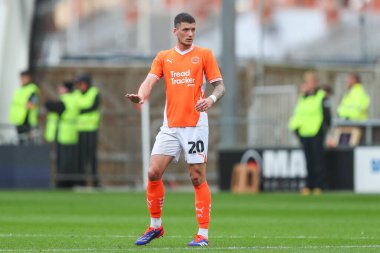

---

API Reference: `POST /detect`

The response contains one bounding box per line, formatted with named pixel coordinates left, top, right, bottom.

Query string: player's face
left=174, top=22, right=196, bottom=48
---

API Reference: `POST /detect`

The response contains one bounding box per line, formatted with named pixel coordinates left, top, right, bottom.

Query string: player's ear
left=173, top=28, right=177, bottom=35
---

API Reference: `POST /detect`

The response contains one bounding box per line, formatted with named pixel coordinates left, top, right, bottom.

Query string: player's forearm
left=210, top=80, right=225, bottom=102
left=137, top=83, right=151, bottom=101
left=138, top=75, right=158, bottom=100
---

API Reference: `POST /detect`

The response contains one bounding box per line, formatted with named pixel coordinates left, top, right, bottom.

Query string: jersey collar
left=174, top=45, right=194, bottom=55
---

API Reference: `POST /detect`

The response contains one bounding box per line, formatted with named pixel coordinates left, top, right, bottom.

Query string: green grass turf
left=0, top=191, right=379, bottom=253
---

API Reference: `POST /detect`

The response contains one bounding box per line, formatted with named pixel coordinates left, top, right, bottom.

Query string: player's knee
left=190, top=171, right=205, bottom=186
left=191, top=177, right=200, bottom=186
left=148, top=167, right=162, bottom=181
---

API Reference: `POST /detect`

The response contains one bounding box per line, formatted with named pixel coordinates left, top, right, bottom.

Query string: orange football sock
left=147, top=179, right=165, bottom=219
left=194, top=181, right=211, bottom=229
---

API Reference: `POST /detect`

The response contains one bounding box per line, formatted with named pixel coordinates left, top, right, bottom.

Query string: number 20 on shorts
left=188, top=141, right=204, bottom=154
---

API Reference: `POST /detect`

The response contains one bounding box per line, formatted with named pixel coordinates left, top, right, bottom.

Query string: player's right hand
left=125, top=94, right=144, bottom=104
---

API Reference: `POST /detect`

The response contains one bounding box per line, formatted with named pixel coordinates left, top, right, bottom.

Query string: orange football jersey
left=149, top=45, right=222, bottom=127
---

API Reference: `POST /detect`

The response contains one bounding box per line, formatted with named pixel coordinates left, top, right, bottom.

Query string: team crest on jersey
left=191, top=56, right=200, bottom=64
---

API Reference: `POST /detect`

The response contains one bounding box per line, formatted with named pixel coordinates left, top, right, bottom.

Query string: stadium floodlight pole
left=141, top=101, right=150, bottom=188
left=220, top=0, right=237, bottom=148
left=359, top=8, right=368, bottom=62
left=257, top=0, right=265, bottom=87
left=137, top=0, right=151, bottom=55
left=67, top=0, right=80, bottom=54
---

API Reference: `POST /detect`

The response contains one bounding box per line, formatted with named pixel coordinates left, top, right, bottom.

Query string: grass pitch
left=0, top=190, right=379, bottom=253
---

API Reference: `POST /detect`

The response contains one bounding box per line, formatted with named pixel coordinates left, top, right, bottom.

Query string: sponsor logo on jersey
left=191, top=56, right=200, bottom=64
left=166, top=59, right=173, bottom=64
left=170, top=69, right=195, bottom=86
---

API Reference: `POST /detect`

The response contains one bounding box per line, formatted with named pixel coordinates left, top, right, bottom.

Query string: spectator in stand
left=337, top=73, right=370, bottom=121
left=9, top=70, right=40, bottom=145
left=289, top=71, right=331, bottom=195
left=74, top=74, right=101, bottom=187
left=45, top=81, right=79, bottom=187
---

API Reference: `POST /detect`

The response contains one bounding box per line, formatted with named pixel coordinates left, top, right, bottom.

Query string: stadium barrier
left=354, top=146, right=380, bottom=193
left=0, top=145, right=51, bottom=188
left=219, top=147, right=354, bottom=192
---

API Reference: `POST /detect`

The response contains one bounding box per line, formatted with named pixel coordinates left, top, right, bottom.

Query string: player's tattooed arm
left=210, top=80, right=225, bottom=103
left=195, top=80, right=225, bottom=112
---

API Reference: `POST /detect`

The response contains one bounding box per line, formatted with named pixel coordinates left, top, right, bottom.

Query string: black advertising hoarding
left=218, top=147, right=354, bottom=191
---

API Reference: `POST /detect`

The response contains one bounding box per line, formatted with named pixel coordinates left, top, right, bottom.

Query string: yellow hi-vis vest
left=75, top=87, right=100, bottom=132
left=337, top=83, right=370, bottom=121
left=9, top=83, right=39, bottom=126
left=44, top=113, right=59, bottom=142
left=288, top=89, right=326, bottom=137
left=44, top=93, right=79, bottom=144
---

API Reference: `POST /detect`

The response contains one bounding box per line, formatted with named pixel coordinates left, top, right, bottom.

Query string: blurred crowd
left=288, top=70, right=370, bottom=194
left=9, top=71, right=101, bottom=188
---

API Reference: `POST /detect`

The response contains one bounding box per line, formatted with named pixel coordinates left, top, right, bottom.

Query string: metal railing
left=0, top=124, right=43, bottom=145
left=332, top=118, right=380, bottom=145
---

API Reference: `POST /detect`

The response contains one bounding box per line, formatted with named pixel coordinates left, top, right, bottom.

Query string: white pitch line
left=0, top=245, right=380, bottom=252
left=0, top=233, right=378, bottom=240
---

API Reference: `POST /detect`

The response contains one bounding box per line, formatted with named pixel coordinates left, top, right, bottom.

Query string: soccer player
left=126, top=12, right=225, bottom=247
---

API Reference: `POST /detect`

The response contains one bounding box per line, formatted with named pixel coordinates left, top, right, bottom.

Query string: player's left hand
left=195, top=97, right=214, bottom=112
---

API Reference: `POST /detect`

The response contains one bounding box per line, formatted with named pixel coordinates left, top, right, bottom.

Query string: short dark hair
left=20, top=70, right=31, bottom=76
left=174, top=13, right=195, bottom=28
left=62, top=81, right=74, bottom=91
left=74, top=73, right=91, bottom=85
